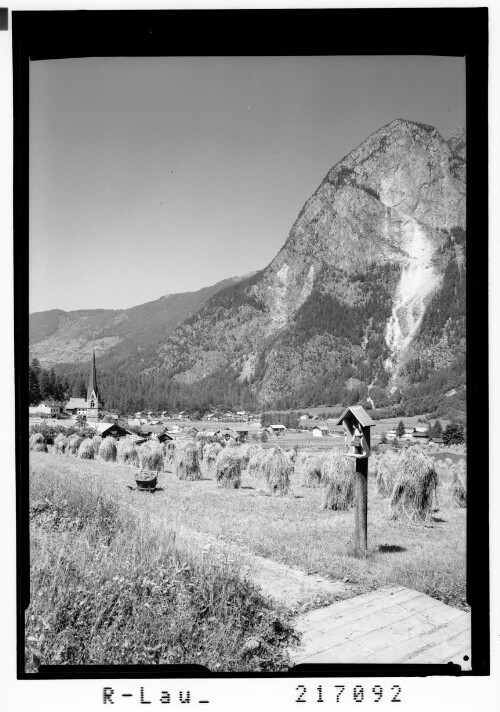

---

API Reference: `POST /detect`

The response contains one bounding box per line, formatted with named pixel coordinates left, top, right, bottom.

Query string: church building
left=64, top=349, right=102, bottom=420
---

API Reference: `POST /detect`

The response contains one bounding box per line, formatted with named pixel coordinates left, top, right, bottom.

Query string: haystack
left=163, top=440, right=176, bottom=467
left=215, top=447, right=242, bottom=489
left=92, top=434, right=103, bottom=457
left=66, top=434, right=83, bottom=456
left=375, top=449, right=401, bottom=497
left=302, top=454, right=324, bottom=487
left=263, top=446, right=292, bottom=496
left=390, top=450, right=438, bottom=524
left=98, top=436, right=117, bottom=462
left=78, top=438, right=95, bottom=460
left=139, top=440, right=164, bottom=471
left=53, top=433, right=68, bottom=455
left=321, top=453, right=355, bottom=510
left=451, top=460, right=467, bottom=508
left=175, top=441, right=202, bottom=481
left=117, top=437, right=140, bottom=467
left=196, top=440, right=204, bottom=461
left=205, top=442, right=222, bottom=471
left=29, top=432, right=48, bottom=453
left=248, top=449, right=265, bottom=477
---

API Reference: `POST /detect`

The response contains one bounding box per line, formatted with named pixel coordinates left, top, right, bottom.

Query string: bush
left=176, top=442, right=202, bottom=481
left=321, top=453, right=355, bottom=510
left=390, top=450, right=438, bottom=524
left=77, top=438, right=95, bottom=460
left=215, top=448, right=242, bottom=489
left=138, top=441, right=164, bottom=472
left=263, top=446, right=292, bottom=496
left=98, top=436, right=117, bottom=462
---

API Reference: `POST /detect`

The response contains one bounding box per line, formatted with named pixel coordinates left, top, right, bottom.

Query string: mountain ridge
left=30, top=119, right=466, bottom=416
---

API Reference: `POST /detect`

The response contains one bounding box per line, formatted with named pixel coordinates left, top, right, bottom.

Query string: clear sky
left=29, top=55, right=465, bottom=313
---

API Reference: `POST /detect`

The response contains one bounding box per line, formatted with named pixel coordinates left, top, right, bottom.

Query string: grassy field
left=26, top=462, right=297, bottom=671
left=29, top=448, right=467, bottom=618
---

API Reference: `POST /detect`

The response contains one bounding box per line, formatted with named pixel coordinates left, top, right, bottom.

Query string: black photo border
left=14, top=7, right=489, bottom=680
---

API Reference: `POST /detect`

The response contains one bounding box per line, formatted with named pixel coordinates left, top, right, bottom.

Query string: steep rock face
left=151, top=119, right=465, bottom=408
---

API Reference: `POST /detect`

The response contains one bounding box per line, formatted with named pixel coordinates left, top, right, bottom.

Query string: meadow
left=26, top=459, right=297, bottom=672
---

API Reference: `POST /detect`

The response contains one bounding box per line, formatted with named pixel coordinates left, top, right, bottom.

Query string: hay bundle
left=263, top=446, right=292, bottom=496
left=302, top=454, right=324, bottom=487
left=237, top=443, right=254, bottom=468
left=66, top=434, right=83, bottom=456
left=206, top=442, right=222, bottom=471
left=215, top=447, right=242, bottom=489
left=92, top=435, right=103, bottom=456
left=285, top=448, right=297, bottom=464
left=78, top=438, right=95, bottom=459
left=322, top=453, right=355, bottom=510
left=98, top=436, right=117, bottom=462
left=139, top=440, right=164, bottom=471
left=375, top=449, right=401, bottom=496
left=117, top=437, right=140, bottom=467
left=29, top=432, right=48, bottom=453
left=390, top=450, right=438, bottom=524
left=248, top=449, right=265, bottom=477
left=163, top=440, right=176, bottom=466
left=175, top=441, right=202, bottom=481
left=53, top=433, right=68, bottom=454
left=196, top=440, right=204, bottom=461
left=450, top=460, right=466, bottom=508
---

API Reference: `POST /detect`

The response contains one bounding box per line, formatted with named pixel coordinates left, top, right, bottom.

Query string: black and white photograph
left=9, top=5, right=492, bottom=698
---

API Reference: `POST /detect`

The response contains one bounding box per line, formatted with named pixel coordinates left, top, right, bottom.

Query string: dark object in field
left=135, top=470, right=158, bottom=491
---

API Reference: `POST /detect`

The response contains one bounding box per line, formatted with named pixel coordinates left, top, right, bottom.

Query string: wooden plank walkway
left=290, top=586, right=471, bottom=669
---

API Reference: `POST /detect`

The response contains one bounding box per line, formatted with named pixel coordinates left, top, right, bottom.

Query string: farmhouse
left=219, top=429, right=240, bottom=442
left=412, top=428, right=429, bottom=440
left=429, top=436, right=445, bottom=445
left=31, top=400, right=63, bottom=417
left=89, top=422, right=132, bottom=439
left=65, top=398, right=88, bottom=416
left=267, top=424, right=286, bottom=436
left=235, top=427, right=249, bottom=438
left=312, top=426, right=329, bottom=437
left=139, top=424, right=173, bottom=443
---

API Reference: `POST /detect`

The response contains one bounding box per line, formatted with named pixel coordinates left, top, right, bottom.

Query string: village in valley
left=29, top=350, right=451, bottom=449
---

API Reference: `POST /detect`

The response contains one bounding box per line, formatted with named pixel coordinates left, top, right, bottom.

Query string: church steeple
left=87, top=348, right=98, bottom=402
left=86, top=348, right=101, bottom=423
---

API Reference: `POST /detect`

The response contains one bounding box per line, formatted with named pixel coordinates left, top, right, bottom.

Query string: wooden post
left=355, top=428, right=369, bottom=556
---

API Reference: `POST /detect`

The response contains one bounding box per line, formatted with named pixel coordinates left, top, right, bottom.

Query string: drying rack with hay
left=175, top=442, right=202, bottom=481
left=321, top=452, right=355, bottom=510
left=390, top=450, right=438, bottom=525
left=263, top=446, right=292, bottom=496
left=215, top=447, right=242, bottom=489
